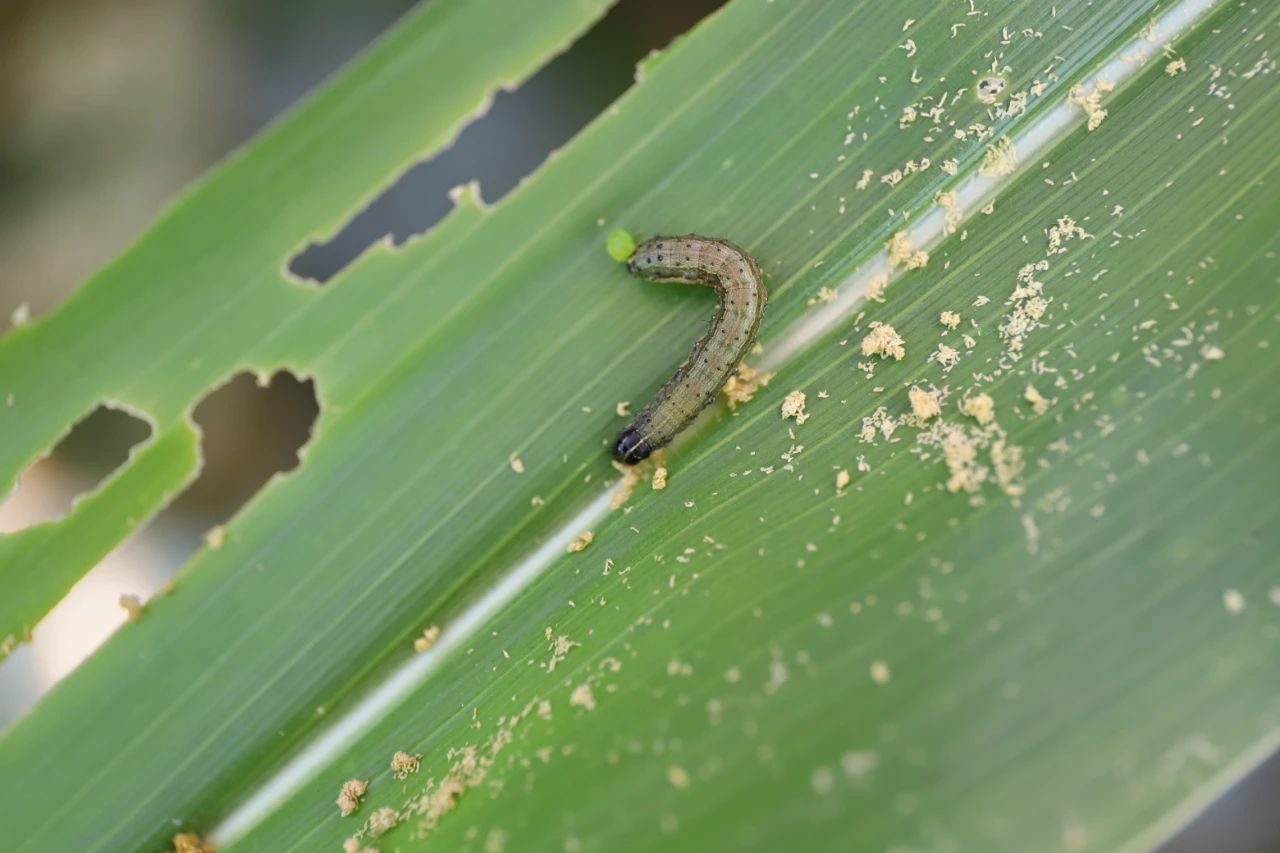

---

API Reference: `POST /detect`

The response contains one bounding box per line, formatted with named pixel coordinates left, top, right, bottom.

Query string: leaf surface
left=0, top=0, right=1276, bottom=851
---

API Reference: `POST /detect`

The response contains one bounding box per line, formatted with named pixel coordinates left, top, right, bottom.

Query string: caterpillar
left=611, top=234, right=767, bottom=465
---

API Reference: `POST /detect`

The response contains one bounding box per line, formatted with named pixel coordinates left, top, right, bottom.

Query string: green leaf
left=0, top=423, right=199, bottom=647
left=1, top=0, right=1276, bottom=851
left=0, top=0, right=615, bottom=656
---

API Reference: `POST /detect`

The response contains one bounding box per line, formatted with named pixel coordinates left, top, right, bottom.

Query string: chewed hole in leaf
left=178, top=369, right=319, bottom=520
left=0, top=404, right=152, bottom=534
left=286, top=0, right=728, bottom=284
left=0, top=370, right=319, bottom=725
left=975, top=74, right=1008, bottom=104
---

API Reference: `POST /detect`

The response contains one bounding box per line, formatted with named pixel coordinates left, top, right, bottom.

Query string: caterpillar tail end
left=612, top=428, right=653, bottom=465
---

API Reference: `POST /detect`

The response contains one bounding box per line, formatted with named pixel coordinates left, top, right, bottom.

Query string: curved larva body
left=613, top=235, right=767, bottom=465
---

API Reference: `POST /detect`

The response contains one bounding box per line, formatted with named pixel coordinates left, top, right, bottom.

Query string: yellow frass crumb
left=960, top=394, right=995, bottom=425
left=204, top=525, right=226, bottom=550
left=1201, top=344, right=1224, bottom=361
left=1166, top=57, right=1187, bottom=76
left=936, top=190, right=962, bottom=233
left=336, top=778, right=368, bottom=817
left=887, top=231, right=928, bottom=269
left=863, top=273, right=889, bottom=303
left=169, top=832, right=214, bottom=853
left=118, top=593, right=144, bottom=622
left=611, top=461, right=642, bottom=509
left=887, top=231, right=911, bottom=263
left=781, top=390, right=809, bottom=424
left=942, top=428, right=983, bottom=493
left=651, top=466, right=668, bottom=491
left=414, top=625, right=441, bottom=653
left=858, top=407, right=899, bottom=444
left=917, top=419, right=1021, bottom=497
left=391, top=704, right=525, bottom=838
left=508, top=454, right=525, bottom=474
left=807, top=286, right=838, bottom=306
left=979, top=137, right=1018, bottom=176
left=940, top=311, right=961, bottom=329
left=370, top=806, right=399, bottom=837
left=869, top=660, right=891, bottom=684
left=1046, top=216, right=1092, bottom=254
left=1000, top=261, right=1051, bottom=357
left=391, top=750, right=422, bottom=779
left=343, top=838, right=375, bottom=853
left=811, top=766, right=836, bottom=795
left=835, top=469, right=850, bottom=491
left=931, top=343, right=961, bottom=372
left=570, top=683, right=597, bottom=711
left=546, top=629, right=580, bottom=672
left=860, top=322, right=905, bottom=360
left=1024, top=384, right=1051, bottom=415
left=908, top=386, right=941, bottom=420
left=567, top=531, right=594, bottom=553
left=1222, top=588, right=1245, bottom=615
left=615, top=400, right=631, bottom=417
left=609, top=452, right=665, bottom=508
left=666, top=766, right=691, bottom=789
left=722, top=363, right=774, bottom=409
left=420, top=776, right=467, bottom=831
left=1068, top=79, right=1115, bottom=131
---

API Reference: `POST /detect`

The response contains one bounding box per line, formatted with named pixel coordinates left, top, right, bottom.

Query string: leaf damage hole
left=0, top=404, right=152, bottom=534
left=176, top=369, right=320, bottom=527
left=286, top=0, right=728, bottom=284
left=975, top=74, right=1008, bottom=104
left=0, top=370, right=319, bottom=727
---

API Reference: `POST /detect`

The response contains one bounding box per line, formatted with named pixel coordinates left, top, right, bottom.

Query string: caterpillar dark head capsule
left=612, top=427, right=653, bottom=465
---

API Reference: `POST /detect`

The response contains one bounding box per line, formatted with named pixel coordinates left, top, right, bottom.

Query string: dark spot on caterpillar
left=613, top=428, right=653, bottom=465
left=610, top=234, right=768, bottom=466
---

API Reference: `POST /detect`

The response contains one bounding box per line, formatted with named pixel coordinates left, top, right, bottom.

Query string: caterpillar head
left=612, top=427, right=653, bottom=465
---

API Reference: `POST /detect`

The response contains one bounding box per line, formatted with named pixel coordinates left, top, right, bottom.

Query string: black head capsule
left=612, top=427, right=653, bottom=465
